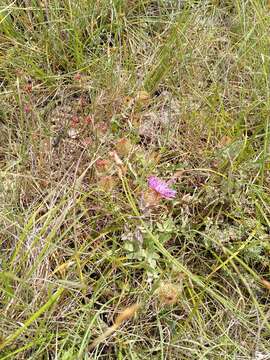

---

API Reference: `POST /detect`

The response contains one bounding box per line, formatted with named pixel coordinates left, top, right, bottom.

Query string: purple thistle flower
left=148, top=176, right=176, bottom=199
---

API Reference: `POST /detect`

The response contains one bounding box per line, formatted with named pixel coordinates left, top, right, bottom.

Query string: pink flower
left=24, top=104, right=31, bottom=113
left=148, top=176, right=176, bottom=199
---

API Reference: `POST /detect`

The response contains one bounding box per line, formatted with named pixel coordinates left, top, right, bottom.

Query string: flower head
left=148, top=176, right=176, bottom=199
left=157, top=282, right=180, bottom=305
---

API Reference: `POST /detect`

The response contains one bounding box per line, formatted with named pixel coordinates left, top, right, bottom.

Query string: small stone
left=67, top=128, right=79, bottom=139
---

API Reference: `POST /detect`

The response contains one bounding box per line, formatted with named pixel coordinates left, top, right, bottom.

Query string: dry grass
left=1, top=1, right=270, bottom=359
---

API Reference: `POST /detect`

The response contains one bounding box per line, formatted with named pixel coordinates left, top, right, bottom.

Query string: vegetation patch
left=0, top=1, right=270, bottom=359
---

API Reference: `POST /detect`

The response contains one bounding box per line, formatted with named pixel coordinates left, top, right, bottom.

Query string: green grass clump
left=1, top=1, right=270, bottom=359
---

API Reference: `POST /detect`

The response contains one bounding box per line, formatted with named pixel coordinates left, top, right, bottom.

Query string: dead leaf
left=89, top=303, right=140, bottom=350
left=261, top=278, right=270, bottom=290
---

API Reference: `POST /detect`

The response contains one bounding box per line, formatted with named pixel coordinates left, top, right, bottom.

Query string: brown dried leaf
left=261, top=278, right=270, bottom=290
